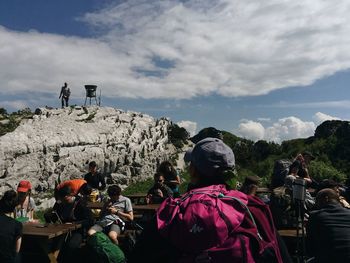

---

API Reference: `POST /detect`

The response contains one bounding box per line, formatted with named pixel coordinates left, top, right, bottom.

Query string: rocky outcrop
left=0, top=106, right=177, bottom=193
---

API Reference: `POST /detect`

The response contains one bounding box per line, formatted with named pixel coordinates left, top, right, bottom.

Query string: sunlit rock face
left=0, top=106, right=176, bottom=194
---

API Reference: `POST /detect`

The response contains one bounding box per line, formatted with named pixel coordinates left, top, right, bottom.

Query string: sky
left=0, top=0, right=350, bottom=142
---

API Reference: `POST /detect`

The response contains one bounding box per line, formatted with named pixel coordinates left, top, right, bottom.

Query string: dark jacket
left=84, top=172, right=106, bottom=190
left=306, top=203, right=350, bottom=263
left=52, top=197, right=94, bottom=231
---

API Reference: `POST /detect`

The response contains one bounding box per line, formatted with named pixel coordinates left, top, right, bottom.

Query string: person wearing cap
left=307, top=188, right=350, bottom=263
left=129, top=138, right=289, bottom=263
left=15, top=180, right=36, bottom=221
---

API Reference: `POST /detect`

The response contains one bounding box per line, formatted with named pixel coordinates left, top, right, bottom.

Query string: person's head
left=318, top=179, right=339, bottom=195
left=289, top=160, right=301, bottom=175
left=316, top=188, right=340, bottom=209
left=88, top=161, right=97, bottom=174
left=107, top=185, right=122, bottom=201
left=57, top=185, right=75, bottom=204
left=184, top=137, right=235, bottom=188
left=79, top=183, right=92, bottom=196
left=154, top=173, right=165, bottom=186
left=157, top=161, right=177, bottom=181
left=64, top=82, right=67, bottom=87
left=241, top=175, right=261, bottom=196
left=302, top=151, right=315, bottom=165
left=17, top=180, right=32, bottom=203
left=0, top=190, right=18, bottom=214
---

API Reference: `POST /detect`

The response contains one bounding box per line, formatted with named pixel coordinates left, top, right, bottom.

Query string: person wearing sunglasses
left=146, top=173, right=173, bottom=204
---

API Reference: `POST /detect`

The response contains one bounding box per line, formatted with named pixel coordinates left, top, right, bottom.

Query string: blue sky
left=1, top=0, right=350, bottom=142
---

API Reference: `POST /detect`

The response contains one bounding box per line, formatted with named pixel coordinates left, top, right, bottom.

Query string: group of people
left=2, top=137, right=350, bottom=262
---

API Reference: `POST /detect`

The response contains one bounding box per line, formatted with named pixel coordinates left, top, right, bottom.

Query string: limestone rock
left=0, top=106, right=177, bottom=195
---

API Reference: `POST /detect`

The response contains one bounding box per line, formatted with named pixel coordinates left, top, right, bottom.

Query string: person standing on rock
left=84, top=161, right=106, bottom=191
left=59, top=82, right=71, bottom=108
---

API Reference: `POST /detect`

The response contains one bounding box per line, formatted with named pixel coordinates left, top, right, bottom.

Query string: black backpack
left=271, top=160, right=292, bottom=189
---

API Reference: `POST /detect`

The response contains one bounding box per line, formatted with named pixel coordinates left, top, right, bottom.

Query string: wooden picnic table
left=256, top=187, right=271, bottom=194
left=133, top=203, right=160, bottom=213
left=21, top=222, right=82, bottom=263
left=126, top=193, right=147, bottom=204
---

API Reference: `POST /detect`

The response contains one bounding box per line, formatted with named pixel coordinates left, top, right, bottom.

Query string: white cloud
left=1, top=0, right=350, bottom=101
left=238, top=120, right=265, bottom=141
left=238, top=116, right=316, bottom=142
left=313, top=112, right=341, bottom=124
left=177, top=120, right=197, bottom=137
left=264, top=117, right=316, bottom=142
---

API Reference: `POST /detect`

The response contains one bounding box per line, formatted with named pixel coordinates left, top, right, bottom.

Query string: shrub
left=309, top=160, right=347, bottom=183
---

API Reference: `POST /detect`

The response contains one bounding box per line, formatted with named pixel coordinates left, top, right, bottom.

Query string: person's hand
left=109, top=207, right=118, bottom=214
left=146, top=194, right=152, bottom=204
left=156, top=189, right=163, bottom=197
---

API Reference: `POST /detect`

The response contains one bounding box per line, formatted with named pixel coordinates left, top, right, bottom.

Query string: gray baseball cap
left=184, top=137, right=235, bottom=177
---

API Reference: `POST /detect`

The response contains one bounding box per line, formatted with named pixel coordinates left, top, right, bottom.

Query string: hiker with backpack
left=270, top=160, right=315, bottom=229
left=270, top=151, right=317, bottom=190
left=88, top=185, right=133, bottom=245
left=129, top=137, right=290, bottom=263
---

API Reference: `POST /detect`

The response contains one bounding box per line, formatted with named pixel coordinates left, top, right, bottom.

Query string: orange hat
left=17, top=180, right=32, bottom=193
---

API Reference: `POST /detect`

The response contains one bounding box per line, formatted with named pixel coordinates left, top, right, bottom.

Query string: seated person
left=15, top=180, right=36, bottom=221
left=146, top=173, right=173, bottom=204
left=307, top=188, right=350, bottom=262
left=240, top=175, right=261, bottom=196
left=45, top=186, right=94, bottom=262
left=84, top=161, right=106, bottom=190
left=157, top=161, right=180, bottom=197
left=0, top=190, right=22, bottom=263
left=317, top=179, right=350, bottom=208
left=55, top=179, right=92, bottom=201
left=88, top=185, right=133, bottom=244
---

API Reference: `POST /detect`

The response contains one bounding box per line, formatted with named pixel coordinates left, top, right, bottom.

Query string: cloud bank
left=1, top=0, right=350, bottom=100
left=177, top=120, right=197, bottom=137
left=237, top=112, right=341, bottom=143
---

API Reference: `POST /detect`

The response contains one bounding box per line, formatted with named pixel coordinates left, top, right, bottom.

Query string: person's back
left=57, top=179, right=87, bottom=196
left=307, top=189, right=350, bottom=263
left=130, top=138, right=285, bottom=263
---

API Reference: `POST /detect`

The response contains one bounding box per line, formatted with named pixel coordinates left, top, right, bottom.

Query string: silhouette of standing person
left=59, top=82, right=71, bottom=108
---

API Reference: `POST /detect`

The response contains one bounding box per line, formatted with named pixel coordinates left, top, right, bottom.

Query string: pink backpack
left=157, top=184, right=283, bottom=263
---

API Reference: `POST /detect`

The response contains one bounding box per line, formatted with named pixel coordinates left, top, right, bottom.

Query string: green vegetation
left=123, top=178, right=154, bottom=195
left=168, top=122, right=189, bottom=148
left=0, top=107, right=34, bottom=136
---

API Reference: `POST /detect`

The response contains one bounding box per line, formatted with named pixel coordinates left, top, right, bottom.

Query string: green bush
left=309, top=160, right=347, bottom=183
left=168, top=123, right=189, bottom=149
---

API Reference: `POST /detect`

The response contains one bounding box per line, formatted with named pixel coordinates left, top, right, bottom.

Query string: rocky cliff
left=0, top=106, right=177, bottom=194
